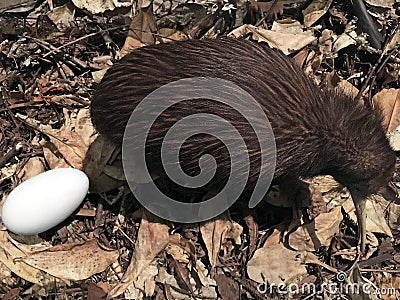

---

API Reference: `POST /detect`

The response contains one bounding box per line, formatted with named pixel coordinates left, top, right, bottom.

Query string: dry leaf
left=303, top=0, right=334, bottom=27
left=170, top=258, right=194, bottom=295
left=186, top=12, right=214, bottom=39
left=248, top=0, right=283, bottom=15
left=0, top=231, right=56, bottom=286
left=0, top=261, right=13, bottom=286
left=343, top=196, right=393, bottom=238
left=373, top=88, right=400, bottom=133
left=17, top=109, right=95, bottom=170
left=325, top=70, right=341, bottom=88
left=263, top=228, right=282, bottom=247
left=319, top=29, right=334, bottom=56
left=215, top=274, right=239, bottom=299
left=120, top=5, right=157, bottom=56
left=108, top=211, right=169, bottom=298
left=87, top=283, right=108, bottom=299
left=167, top=258, right=218, bottom=299
left=387, top=29, right=400, bottom=51
left=364, top=0, right=395, bottom=8
left=16, top=157, right=46, bottom=181
left=165, top=242, right=190, bottom=264
left=388, top=125, right=400, bottom=150
left=156, top=261, right=217, bottom=299
left=247, top=243, right=308, bottom=284
left=83, top=135, right=124, bottom=193
left=332, top=31, right=358, bottom=53
left=156, top=266, right=190, bottom=299
left=243, top=215, right=258, bottom=255
left=195, top=258, right=217, bottom=289
left=138, top=264, right=159, bottom=297
left=43, top=127, right=88, bottom=169
left=103, top=165, right=125, bottom=181
left=123, top=263, right=159, bottom=299
left=42, top=145, right=69, bottom=169
left=92, top=68, right=109, bottom=84
left=288, top=206, right=343, bottom=251
left=224, top=221, right=242, bottom=245
left=75, top=108, right=96, bottom=146
left=306, top=175, right=341, bottom=194
left=301, top=251, right=339, bottom=273
left=386, top=198, right=400, bottom=235
left=159, top=28, right=188, bottom=43
left=228, top=24, right=316, bottom=55
left=365, top=197, right=394, bottom=238
left=200, top=214, right=242, bottom=269
left=271, top=19, right=305, bottom=35
left=0, top=164, right=18, bottom=184
left=46, top=3, right=74, bottom=30
left=71, top=0, right=133, bottom=14
left=336, top=80, right=359, bottom=98
left=293, top=48, right=310, bottom=67
left=20, top=239, right=118, bottom=281
left=304, top=51, right=323, bottom=77
left=166, top=233, right=197, bottom=265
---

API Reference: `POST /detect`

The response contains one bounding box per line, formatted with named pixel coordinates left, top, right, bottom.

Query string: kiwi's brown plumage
left=91, top=38, right=395, bottom=200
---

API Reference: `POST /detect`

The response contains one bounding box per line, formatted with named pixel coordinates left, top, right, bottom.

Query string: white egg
left=2, top=168, right=89, bottom=235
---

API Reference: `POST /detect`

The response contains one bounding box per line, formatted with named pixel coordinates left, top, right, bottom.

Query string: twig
left=367, top=47, right=398, bottom=103
left=0, top=0, right=37, bottom=14
left=358, top=44, right=400, bottom=64
left=359, top=268, right=400, bottom=273
left=23, top=36, right=86, bottom=71
left=42, top=25, right=127, bottom=58
left=0, top=146, right=20, bottom=168
left=354, top=25, right=399, bottom=104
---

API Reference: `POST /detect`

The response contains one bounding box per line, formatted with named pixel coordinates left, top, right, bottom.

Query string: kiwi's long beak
left=350, top=190, right=367, bottom=253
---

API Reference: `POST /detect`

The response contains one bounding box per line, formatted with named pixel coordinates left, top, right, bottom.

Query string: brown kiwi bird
left=91, top=38, right=396, bottom=251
